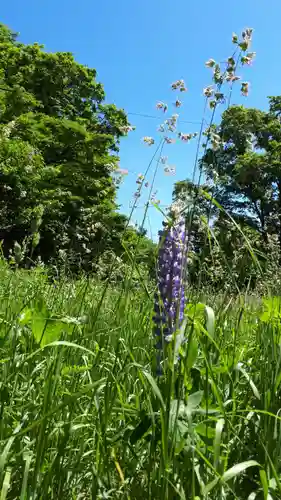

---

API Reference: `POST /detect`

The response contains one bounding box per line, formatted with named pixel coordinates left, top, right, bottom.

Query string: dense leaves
left=200, top=104, right=281, bottom=244
left=0, top=23, right=154, bottom=273
left=173, top=98, right=281, bottom=289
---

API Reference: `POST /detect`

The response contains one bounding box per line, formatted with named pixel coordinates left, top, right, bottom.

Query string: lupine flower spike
left=154, top=202, right=187, bottom=375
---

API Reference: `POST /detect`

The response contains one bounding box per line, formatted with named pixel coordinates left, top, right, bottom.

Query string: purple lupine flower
left=154, top=205, right=187, bottom=374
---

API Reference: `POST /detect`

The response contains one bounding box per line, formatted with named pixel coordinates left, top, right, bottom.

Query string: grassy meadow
left=0, top=259, right=281, bottom=499
left=2, top=15, right=281, bottom=500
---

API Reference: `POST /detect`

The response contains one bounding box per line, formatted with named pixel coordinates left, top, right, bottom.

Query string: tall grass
left=1, top=26, right=279, bottom=500
left=0, top=259, right=281, bottom=499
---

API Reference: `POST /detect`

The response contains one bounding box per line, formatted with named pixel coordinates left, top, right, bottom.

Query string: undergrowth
left=0, top=261, right=281, bottom=499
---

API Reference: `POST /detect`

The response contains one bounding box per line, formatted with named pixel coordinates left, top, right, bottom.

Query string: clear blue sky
left=1, top=0, right=281, bottom=239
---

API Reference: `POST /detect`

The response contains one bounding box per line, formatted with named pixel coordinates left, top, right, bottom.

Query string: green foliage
left=200, top=100, right=281, bottom=243
left=173, top=96, right=281, bottom=290
left=0, top=262, right=281, bottom=498
left=1, top=21, right=280, bottom=500
left=0, top=23, right=154, bottom=274
left=19, top=300, right=81, bottom=346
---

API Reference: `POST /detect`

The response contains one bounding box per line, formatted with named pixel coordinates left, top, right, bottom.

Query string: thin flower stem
left=191, top=98, right=209, bottom=185
left=227, top=50, right=242, bottom=108
left=122, top=139, right=166, bottom=309
left=140, top=139, right=166, bottom=233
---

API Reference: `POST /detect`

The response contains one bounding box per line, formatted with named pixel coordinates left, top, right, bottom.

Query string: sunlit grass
left=0, top=261, right=281, bottom=499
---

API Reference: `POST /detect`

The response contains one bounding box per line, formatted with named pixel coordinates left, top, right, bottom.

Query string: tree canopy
left=174, top=98, right=281, bottom=289
left=0, top=23, right=154, bottom=273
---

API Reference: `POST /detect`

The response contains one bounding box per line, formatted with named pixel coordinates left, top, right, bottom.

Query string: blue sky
left=2, top=0, right=281, bottom=239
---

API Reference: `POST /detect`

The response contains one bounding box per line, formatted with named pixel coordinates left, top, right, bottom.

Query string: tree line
left=0, top=23, right=155, bottom=277
left=2, top=22, right=281, bottom=289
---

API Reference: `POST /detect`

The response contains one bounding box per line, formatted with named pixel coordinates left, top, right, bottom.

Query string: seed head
left=164, top=165, right=176, bottom=175
left=142, top=136, right=155, bottom=146
left=203, top=86, right=214, bottom=98
left=241, top=81, right=250, bottom=97
left=171, top=79, right=187, bottom=92
left=156, top=102, right=168, bottom=112
left=164, top=137, right=176, bottom=144
left=174, top=99, right=182, bottom=108
left=205, top=58, right=216, bottom=68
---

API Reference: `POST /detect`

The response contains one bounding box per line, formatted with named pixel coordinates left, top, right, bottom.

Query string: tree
left=173, top=98, right=281, bottom=288
left=200, top=102, right=281, bottom=249
left=0, top=23, right=135, bottom=271
left=172, top=177, right=270, bottom=289
left=171, top=179, right=218, bottom=285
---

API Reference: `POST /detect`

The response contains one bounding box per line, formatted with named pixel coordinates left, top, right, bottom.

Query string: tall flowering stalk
left=143, top=27, right=255, bottom=376
left=154, top=203, right=187, bottom=374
